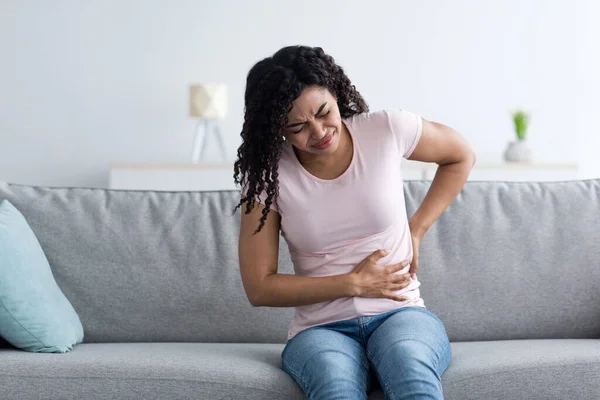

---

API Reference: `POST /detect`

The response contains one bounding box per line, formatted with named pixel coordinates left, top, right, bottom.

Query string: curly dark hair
left=233, top=45, right=369, bottom=234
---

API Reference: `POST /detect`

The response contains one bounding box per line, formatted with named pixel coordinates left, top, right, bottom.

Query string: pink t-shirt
left=256, top=109, right=425, bottom=341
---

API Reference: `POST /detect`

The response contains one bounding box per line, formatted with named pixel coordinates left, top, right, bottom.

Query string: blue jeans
left=281, top=307, right=452, bottom=400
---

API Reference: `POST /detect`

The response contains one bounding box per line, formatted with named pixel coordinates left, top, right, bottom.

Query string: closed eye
left=290, top=110, right=330, bottom=134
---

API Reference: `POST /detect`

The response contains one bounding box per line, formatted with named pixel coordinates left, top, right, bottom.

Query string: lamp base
left=191, top=120, right=228, bottom=163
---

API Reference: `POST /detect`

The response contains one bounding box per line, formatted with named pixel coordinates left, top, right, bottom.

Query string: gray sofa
left=1, top=179, right=599, bottom=400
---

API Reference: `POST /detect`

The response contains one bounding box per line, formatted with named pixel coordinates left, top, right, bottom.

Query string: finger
left=370, top=249, right=389, bottom=262
left=392, top=273, right=411, bottom=284
left=391, top=259, right=410, bottom=273
left=383, top=291, right=408, bottom=302
left=392, top=281, right=412, bottom=291
left=409, top=258, right=418, bottom=280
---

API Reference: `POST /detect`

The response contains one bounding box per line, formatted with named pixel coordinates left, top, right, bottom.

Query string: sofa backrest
left=1, top=180, right=599, bottom=344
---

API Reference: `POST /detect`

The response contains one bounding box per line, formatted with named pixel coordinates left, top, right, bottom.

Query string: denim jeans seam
left=418, top=309, right=451, bottom=370
left=281, top=358, right=311, bottom=396
left=395, top=335, right=447, bottom=373
left=366, top=347, right=395, bottom=398
left=358, top=319, right=367, bottom=347
left=367, top=335, right=446, bottom=397
left=435, top=341, right=452, bottom=372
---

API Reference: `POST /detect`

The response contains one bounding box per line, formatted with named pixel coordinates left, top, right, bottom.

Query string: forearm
left=409, top=157, right=474, bottom=237
left=250, top=273, right=357, bottom=307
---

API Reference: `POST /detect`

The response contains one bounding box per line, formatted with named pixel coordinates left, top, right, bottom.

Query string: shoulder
left=344, top=109, right=423, bottom=157
left=344, top=110, right=413, bottom=143
left=344, top=109, right=420, bottom=133
left=344, top=109, right=393, bottom=131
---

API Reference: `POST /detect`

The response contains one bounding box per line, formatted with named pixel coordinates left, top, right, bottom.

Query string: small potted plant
left=504, top=109, right=532, bottom=162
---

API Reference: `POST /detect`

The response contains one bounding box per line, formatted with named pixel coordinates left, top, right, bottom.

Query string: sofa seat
left=1, top=340, right=599, bottom=400
left=443, top=339, right=600, bottom=399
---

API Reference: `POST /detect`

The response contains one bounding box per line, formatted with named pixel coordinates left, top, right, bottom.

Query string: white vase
left=503, top=140, right=532, bottom=162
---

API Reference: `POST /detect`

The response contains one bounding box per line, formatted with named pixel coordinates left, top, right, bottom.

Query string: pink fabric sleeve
left=387, top=109, right=423, bottom=158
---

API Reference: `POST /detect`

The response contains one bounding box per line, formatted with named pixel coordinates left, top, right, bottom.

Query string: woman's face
left=283, top=86, right=343, bottom=158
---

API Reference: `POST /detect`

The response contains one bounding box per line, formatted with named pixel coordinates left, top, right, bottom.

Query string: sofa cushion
left=0, top=340, right=598, bottom=400
left=0, top=180, right=599, bottom=344
left=0, top=199, right=84, bottom=353
left=443, top=339, right=600, bottom=399
left=0, top=342, right=304, bottom=400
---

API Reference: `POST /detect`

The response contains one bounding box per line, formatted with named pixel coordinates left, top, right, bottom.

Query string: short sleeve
left=387, top=109, right=423, bottom=158
left=240, top=181, right=279, bottom=212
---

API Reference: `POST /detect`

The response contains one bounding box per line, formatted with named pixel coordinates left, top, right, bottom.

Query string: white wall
left=1, top=0, right=598, bottom=188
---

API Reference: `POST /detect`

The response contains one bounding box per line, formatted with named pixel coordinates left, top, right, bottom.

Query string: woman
left=235, top=45, right=475, bottom=400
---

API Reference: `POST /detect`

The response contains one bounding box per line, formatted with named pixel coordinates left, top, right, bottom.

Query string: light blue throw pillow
left=0, top=199, right=84, bottom=352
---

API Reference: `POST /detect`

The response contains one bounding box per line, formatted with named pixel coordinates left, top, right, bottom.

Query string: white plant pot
left=503, top=140, right=532, bottom=162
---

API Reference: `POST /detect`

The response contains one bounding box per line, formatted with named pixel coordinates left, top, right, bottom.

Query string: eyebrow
left=286, top=102, right=327, bottom=128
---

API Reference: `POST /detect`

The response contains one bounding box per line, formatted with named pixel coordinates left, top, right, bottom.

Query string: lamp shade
left=189, top=84, right=228, bottom=119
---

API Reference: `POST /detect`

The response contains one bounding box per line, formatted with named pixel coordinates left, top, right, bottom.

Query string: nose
left=308, top=121, right=327, bottom=140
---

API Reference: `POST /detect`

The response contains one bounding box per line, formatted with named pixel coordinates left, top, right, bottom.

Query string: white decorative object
left=504, top=109, right=532, bottom=163
left=503, top=140, right=533, bottom=162
left=189, top=84, right=228, bottom=163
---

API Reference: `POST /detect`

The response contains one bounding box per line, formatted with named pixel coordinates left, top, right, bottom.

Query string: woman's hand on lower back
left=349, top=250, right=412, bottom=302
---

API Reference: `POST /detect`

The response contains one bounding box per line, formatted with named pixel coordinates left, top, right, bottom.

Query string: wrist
left=344, top=273, right=361, bottom=297
left=408, top=218, right=427, bottom=240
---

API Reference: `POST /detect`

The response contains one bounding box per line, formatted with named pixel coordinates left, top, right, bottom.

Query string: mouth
left=312, top=129, right=336, bottom=150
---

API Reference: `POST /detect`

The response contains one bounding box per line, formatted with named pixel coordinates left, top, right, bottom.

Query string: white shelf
left=109, top=163, right=238, bottom=191
left=110, top=162, right=233, bottom=170
left=402, top=160, right=579, bottom=182
left=109, top=161, right=580, bottom=191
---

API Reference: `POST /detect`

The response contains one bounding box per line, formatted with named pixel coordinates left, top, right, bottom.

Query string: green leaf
left=511, top=110, right=529, bottom=141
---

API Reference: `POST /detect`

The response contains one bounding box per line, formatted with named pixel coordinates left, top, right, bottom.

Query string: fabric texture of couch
left=0, top=179, right=599, bottom=399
